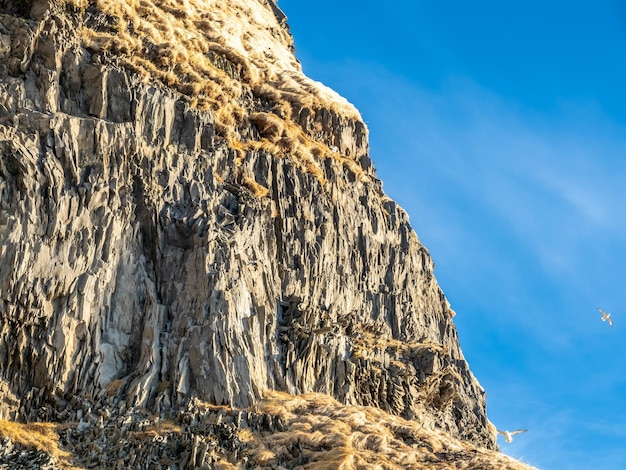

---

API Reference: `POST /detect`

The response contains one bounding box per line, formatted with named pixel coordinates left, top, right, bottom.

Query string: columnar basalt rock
left=0, top=0, right=496, bottom=455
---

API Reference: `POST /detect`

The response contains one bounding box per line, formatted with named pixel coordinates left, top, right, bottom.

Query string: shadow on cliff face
left=0, top=0, right=42, bottom=18
left=0, top=1, right=27, bottom=16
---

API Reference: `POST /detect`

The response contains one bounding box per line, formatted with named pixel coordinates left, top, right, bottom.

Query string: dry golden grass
left=241, top=175, right=270, bottom=198
left=104, top=378, right=125, bottom=397
left=214, top=461, right=239, bottom=470
left=62, top=0, right=368, bottom=186
left=248, top=390, right=538, bottom=470
left=0, top=420, right=81, bottom=469
left=351, top=325, right=449, bottom=368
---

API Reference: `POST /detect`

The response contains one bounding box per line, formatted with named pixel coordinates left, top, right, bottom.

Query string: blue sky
left=279, top=1, right=626, bottom=468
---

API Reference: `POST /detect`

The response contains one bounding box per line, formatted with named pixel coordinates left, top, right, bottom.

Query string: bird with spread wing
left=497, top=429, right=527, bottom=443
left=597, top=308, right=613, bottom=327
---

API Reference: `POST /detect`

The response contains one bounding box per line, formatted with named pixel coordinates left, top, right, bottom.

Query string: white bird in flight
left=497, top=429, right=527, bottom=443
left=597, top=308, right=613, bottom=327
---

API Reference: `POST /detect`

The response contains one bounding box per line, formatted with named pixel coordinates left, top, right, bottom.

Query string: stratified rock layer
left=0, top=0, right=494, bottom=452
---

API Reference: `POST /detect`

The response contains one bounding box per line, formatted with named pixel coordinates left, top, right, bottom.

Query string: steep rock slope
left=1, top=0, right=496, bottom=455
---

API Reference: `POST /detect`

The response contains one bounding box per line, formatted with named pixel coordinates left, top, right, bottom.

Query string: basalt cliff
left=0, top=0, right=535, bottom=468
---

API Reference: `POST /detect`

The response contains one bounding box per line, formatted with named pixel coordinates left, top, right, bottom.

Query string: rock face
left=0, top=0, right=495, bottom=453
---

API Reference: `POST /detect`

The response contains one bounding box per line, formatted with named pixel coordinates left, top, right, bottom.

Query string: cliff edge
left=0, top=0, right=536, bottom=468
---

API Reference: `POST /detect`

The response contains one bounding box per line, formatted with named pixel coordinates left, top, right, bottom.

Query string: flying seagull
left=597, top=308, right=613, bottom=327
left=497, top=429, right=527, bottom=443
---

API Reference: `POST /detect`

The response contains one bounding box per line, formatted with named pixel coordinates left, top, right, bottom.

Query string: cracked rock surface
left=0, top=0, right=496, bottom=456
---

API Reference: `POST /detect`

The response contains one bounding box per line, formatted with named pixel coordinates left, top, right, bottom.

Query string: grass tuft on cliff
left=0, top=420, right=80, bottom=469
left=247, top=390, right=538, bottom=469
left=62, top=0, right=367, bottom=185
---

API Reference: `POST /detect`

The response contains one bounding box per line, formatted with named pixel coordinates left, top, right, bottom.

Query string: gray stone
left=0, top=0, right=496, bottom=462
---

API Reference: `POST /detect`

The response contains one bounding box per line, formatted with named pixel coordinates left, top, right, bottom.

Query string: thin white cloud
left=340, top=66, right=626, bottom=297
left=300, top=58, right=626, bottom=469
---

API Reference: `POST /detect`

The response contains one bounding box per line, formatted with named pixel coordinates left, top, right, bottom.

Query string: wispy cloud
left=299, top=58, right=626, bottom=470
left=329, top=64, right=626, bottom=308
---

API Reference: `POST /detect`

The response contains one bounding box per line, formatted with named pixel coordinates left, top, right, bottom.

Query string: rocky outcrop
left=0, top=392, right=538, bottom=470
left=1, top=0, right=496, bottom=457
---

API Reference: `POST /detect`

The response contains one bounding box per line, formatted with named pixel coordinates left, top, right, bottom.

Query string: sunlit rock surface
left=0, top=1, right=533, bottom=466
